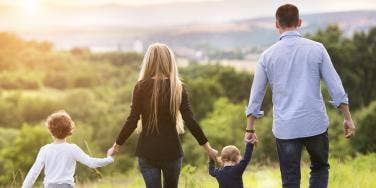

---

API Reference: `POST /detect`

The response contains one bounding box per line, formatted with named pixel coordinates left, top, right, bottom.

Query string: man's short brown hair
left=46, top=110, right=75, bottom=139
left=276, top=4, right=299, bottom=28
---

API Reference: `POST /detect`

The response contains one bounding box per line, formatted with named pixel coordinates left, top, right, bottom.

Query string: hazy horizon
left=1, top=0, right=376, bottom=29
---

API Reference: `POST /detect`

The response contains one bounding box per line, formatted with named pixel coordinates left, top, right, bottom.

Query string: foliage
left=181, top=63, right=259, bottom=120
left=0, top=124, right=50, bottom=186
left=351, top=101, right=376, bottom=153
left=201, top=98, right=246, bottom=150
left=308, top=26, right=376, bottom=109
left=0, top=26, right=375, bottom=186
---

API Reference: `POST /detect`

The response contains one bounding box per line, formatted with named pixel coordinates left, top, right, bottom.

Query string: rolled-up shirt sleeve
left=319, top=45, right=349, bottom=108
left=246, top=55, right=268, bottom=118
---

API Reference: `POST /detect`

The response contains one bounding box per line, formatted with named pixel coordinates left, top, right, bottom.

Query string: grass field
left=77, top=154, right=376, bottom=188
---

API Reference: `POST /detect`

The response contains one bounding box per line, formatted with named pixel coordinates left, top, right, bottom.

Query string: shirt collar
left=280, top=31, right=301, bottom=40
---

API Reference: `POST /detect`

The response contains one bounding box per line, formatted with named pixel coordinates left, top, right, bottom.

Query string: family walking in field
left=22, top=4, right=356, bottom=188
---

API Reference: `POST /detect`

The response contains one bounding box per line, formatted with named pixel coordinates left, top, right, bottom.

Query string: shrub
left=351, top=101, right=376, bottom=153
left=0, top=124, right=50, bottom=186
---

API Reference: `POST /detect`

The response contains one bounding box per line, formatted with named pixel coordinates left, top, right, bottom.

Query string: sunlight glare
left=24, top=0, right=39, bottom=15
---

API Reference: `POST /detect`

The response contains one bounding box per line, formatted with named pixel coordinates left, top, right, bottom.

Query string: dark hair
left=276, top=4, right=299, bottom=28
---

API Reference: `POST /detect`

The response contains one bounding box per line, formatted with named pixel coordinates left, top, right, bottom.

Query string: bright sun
left=24, top=0, right=39, bottom=14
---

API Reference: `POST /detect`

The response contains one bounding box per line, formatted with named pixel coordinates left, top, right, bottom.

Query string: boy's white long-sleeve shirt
left=22, top=142, right=113, bottom=188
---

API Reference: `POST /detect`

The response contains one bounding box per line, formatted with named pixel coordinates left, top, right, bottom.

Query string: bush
left=0, top=72, right=40, bottom=90
left=184, top=78, right=223, bottom=120
left=0, top=124, right=50, bottom=186
left=351, top=101, right=376, bottom=153
left=43, top=72, right=71, bottom=89
left=17, top=96, right=63, bottom=123
left=201, top=98, right=246, bottom=150
left=0, top=128, right=19, bottom=149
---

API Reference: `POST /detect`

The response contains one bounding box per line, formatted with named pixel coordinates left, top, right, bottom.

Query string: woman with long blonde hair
left=110, top=43, right=217, bottom=188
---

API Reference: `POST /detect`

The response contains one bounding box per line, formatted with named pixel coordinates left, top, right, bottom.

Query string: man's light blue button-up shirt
left=246, top=31, right=348, bottom=139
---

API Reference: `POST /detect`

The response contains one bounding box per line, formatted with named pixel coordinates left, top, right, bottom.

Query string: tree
left=184, top=77, right=223, bottom=120
left=308, top=25, right=376, bottom=109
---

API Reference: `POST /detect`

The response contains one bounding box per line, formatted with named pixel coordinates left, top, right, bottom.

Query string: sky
left=1, top=0, right=222, bottom=6
left=0, top=0, right=375, bottom=28
left=1, top=0, right=374, bottom=8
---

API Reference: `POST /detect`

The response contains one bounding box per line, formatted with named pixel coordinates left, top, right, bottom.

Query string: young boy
left=208, top=142, right=254, bottom=188
left=22, top=110, right=114, bottom=188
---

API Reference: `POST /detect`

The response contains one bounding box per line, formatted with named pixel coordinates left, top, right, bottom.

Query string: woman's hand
left=207, top=148, right=218, bottom=161
left=202, top=142, right=218, bottom=160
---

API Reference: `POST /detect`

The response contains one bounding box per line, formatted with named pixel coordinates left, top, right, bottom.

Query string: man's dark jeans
left=276, top=131, right=329, bottom=188
left=138, top=157, right=182, bottom=188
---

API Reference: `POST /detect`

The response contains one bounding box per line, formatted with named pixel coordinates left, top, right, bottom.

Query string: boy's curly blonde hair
left=46, top=110, right=75, bottom=139
left=218, top=145, right=241, bottom=166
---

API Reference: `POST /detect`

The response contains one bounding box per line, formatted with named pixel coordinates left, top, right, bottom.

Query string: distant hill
left=9, top=10, right=376, bottom=60
left=144, top=10, right=376, bottom=50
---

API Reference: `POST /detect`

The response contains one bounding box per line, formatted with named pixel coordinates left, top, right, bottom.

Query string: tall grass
left=78, top=153, right=376, bottom=188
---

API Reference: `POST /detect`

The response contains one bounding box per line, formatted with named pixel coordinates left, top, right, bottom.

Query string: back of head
left=139, top=43, right=176, bottom=80
left=276, top=4, right=300, bottom=28
left=46, top=110, right=75, bottom=139
left=220, top=145, right=241, bottom=165
left=137, top=43, right=184, bottom=134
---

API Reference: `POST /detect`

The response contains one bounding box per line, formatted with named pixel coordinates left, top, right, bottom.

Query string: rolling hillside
left=7, top=10, right=376, bottom=60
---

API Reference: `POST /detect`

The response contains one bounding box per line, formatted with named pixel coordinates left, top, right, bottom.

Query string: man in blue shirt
left=244, top=4, right=356, bottom=188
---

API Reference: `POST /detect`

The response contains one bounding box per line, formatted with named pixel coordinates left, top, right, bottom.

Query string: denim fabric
left=138, top=157, right=182, bottom=188
left=276, top=131, right=329, bottom=188
left=45, top=184, right=73, bottom=188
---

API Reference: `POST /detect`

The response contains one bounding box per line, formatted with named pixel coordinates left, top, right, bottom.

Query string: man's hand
left=343, top=119, right=355, bottom=138
left=338, top=104, right=355, bottom=139
left=245, top=115, right=258, bottom=144
left=244, top=132, right=258, bottom=144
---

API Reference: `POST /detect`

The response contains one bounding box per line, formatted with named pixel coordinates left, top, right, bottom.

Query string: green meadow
left=78, top=154, right=376, bottom=188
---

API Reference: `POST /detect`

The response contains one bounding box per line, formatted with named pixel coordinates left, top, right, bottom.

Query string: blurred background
left=0, top=0, right=375, bottom=187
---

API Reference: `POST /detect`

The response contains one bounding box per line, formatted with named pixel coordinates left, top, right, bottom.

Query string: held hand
left=343, top=119, right=356, bottom=138
left=107, top=147, right=115, bottom=157
left=108, top=143, right=121, bottom=156
left=202, top=142, right=218, bottom=160
left=244, top=132, right=258, bottom=144
left=112, top=143, right=120, bottom=152
left=206, top=148, right=218, bottom=161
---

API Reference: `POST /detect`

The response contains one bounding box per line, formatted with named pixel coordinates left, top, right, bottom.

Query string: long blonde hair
left=136, top=43, right=184, bottom=134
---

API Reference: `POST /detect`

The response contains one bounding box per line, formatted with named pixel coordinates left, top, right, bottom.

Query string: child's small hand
left=107, top=148, right=115, bottom=157
left=107, top=143, right=120, bottom=157
left=207, top=148, right=218, bottom=161
left=245, top=132, right=258, bottom=145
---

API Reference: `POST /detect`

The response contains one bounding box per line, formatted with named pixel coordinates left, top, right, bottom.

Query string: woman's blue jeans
left=138, top=157, right=182, bottom=188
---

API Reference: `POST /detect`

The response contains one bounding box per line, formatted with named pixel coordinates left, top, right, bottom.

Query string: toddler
left=208, top=142, right=254, bottom=188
